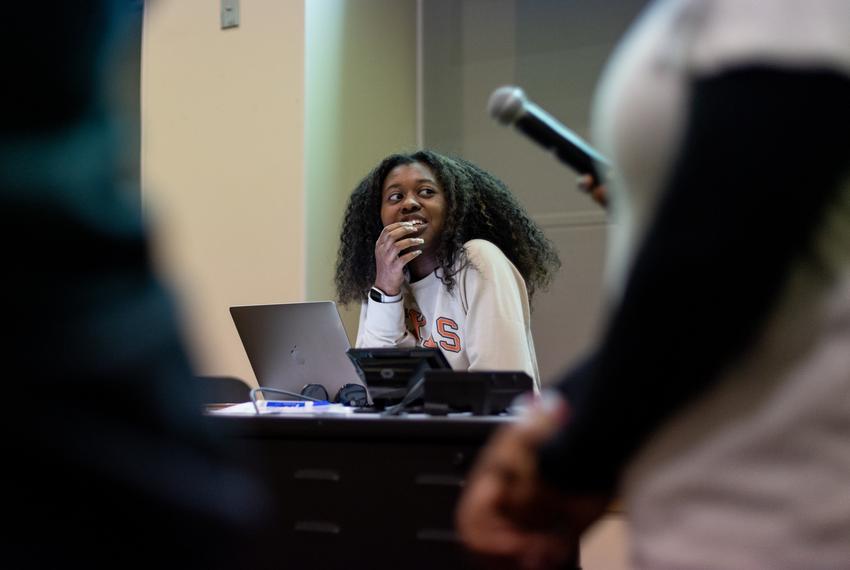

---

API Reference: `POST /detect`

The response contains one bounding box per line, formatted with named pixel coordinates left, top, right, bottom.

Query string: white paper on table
left=209, top=401, right=355, bottom=416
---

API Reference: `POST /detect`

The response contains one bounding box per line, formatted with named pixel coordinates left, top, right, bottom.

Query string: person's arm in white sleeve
left=354, top=295, right=418, bottom=348
left=461, top=240, right=539, bottom=388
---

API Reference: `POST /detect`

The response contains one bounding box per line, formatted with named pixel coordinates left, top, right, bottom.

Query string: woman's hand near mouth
left=373, top=220, right=425, bottom=295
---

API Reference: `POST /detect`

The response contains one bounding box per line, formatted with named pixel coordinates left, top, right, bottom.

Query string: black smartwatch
left=369, top=287, right=402, bottom=303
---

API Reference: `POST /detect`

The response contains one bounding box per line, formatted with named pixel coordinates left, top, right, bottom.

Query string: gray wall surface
left=422, top=0, right=650, bottom=382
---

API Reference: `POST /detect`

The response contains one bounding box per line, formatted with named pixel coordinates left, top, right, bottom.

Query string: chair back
left=196, top=376, right=251, bottom=404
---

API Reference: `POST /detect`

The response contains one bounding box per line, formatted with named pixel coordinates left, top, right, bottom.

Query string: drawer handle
left=294, top=520, right=341, bottom=534
left=416, top=528, right=458, bottom=542
left=294, top=469, right=340, bottom=482
left=414, top=474, right=464, bottom=487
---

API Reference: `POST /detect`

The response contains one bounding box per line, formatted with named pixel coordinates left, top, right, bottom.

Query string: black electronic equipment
left=422, top=370, right=534, bottom=416
left=346, top=347, right=451, bottom=409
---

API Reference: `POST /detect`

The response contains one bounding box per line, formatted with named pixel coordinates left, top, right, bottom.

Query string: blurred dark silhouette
left=457, top=0, right=850, bottom=568
left=1, top=2, right=277, bottom=566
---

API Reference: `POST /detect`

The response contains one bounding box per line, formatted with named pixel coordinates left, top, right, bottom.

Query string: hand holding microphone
left=577, top=174, right=608, bottom=208
left=488, top=86, right=610, bottom=206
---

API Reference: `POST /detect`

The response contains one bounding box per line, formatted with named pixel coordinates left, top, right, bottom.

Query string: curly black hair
left=335, top=150, right=561, bottom=305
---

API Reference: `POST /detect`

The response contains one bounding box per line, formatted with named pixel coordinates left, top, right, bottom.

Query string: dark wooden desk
left=206, top=413, right=512, bottom=569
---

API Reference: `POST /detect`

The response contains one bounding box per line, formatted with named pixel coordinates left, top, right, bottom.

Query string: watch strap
left=370, top=287, right=402, bottom=303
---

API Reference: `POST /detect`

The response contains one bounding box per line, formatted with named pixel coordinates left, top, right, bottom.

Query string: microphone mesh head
left=487, top=86, right=526, bottom=125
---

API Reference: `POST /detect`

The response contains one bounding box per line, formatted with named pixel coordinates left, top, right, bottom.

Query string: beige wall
left=142, top=0, right=417, bottom=383
left=305, top=0, right=417, bottom=340
left=142, top=0, right=306, bottom=385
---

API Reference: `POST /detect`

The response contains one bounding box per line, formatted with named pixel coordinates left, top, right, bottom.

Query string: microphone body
left=488, top=86, right=611, bottom=184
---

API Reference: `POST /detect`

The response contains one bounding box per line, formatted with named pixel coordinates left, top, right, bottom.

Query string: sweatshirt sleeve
left=355, top=296, right=418, bottom=348
left=537, top=67, right=850, bottom=494
left=462, top=240, right=539, bottom=388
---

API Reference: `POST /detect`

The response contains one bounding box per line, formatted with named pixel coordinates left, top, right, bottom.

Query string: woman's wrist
left=370, top=285, right=403, bottom=303
left=372, top=279, right=401, bottom=297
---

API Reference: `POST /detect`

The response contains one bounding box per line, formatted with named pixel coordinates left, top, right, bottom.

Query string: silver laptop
left=229, top=301, right=363, bottom=400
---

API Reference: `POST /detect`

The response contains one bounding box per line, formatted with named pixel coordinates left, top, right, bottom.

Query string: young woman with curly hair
left=335, top=150, right=561, bottom=389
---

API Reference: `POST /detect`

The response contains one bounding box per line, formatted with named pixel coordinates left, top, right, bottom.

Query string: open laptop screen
left=230, top=301, right=362, bottom=399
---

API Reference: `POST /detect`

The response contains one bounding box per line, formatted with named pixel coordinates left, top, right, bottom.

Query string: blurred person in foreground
left=457, top=0, right=850, bottom=568
left=1, top=2, right=276, bottom=566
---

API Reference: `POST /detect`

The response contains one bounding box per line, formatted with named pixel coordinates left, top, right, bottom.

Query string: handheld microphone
left=488, top=85, right=611, bottom=184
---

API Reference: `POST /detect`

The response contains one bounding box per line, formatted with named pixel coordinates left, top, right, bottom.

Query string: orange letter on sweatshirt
left=436, top=317, right=461, bottom=352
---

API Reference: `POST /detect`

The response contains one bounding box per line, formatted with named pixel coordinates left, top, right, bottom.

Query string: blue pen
left=266, top=400, right=331, bottom=408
